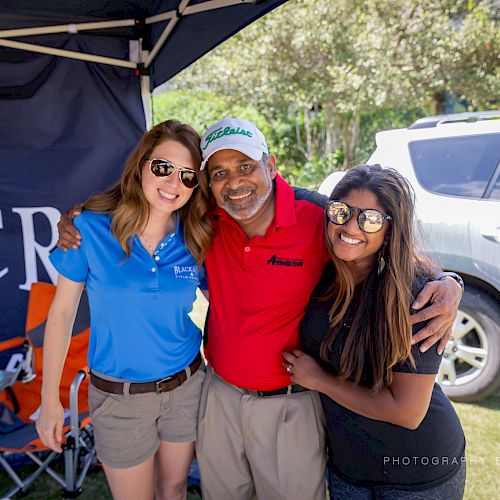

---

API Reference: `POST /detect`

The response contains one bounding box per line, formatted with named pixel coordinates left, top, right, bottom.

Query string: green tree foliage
left=160, top=0, right=498, bottom=187
left=153, top=90, right=269, bottom=138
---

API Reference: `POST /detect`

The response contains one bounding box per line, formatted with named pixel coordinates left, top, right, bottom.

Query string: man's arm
left=57, top=206, right=82, bottom=251
left=410, top=276, right=463, bottom=354
left=294, top=186, right=329, bottom=208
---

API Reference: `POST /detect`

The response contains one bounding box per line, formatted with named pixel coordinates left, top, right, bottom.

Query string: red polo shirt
left=205, top=174, right=330, bottom=390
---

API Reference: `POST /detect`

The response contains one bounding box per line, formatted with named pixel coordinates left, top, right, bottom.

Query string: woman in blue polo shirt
left=36, top=120, right=213, bottom=499
left=284, top=165, right=466, bottom=499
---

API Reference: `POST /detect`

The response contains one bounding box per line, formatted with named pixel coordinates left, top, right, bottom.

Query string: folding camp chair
left=0, top=282, right=96, bottom=499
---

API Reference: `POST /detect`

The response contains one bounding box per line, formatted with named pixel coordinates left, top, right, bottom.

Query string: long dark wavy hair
left=84, top=120, right=213, bottom=266
left=321, top=164, right=434, bottom=392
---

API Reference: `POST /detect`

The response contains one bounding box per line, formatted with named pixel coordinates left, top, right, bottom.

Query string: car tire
left=438, top=286, right=500, bottom=402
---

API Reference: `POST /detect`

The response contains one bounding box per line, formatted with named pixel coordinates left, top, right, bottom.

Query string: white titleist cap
left=200, top=118, right=268, bottom=170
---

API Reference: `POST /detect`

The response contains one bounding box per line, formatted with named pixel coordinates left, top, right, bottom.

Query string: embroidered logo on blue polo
left=173, top=265, right=200, bottom=280
left=266, top=255, right=304, bottom=267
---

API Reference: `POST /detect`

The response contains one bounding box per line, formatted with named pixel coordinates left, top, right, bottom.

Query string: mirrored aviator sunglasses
left=326, top=200, right=392, bottom=234
left=148, top=158, right=199, bottom=189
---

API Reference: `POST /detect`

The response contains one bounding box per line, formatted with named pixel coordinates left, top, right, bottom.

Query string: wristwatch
left=434, top=272, right=465, bottom=293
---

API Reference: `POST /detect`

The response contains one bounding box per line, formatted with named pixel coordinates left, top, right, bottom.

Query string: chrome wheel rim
left=436, top=309, right=489, bottom=387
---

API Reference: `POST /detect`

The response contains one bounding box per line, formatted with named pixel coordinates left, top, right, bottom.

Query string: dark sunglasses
left=326, top=200, right=392, bottom=234
left=147, top=158, right=199, bottom=189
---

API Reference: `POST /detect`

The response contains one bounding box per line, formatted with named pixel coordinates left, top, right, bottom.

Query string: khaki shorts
left=88, top=366, right=205, bottom=469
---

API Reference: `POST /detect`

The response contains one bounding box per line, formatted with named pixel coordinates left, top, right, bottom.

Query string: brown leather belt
left=90, top=353, right=202, bottom=395
left=255, top=384, right=308, bottom=397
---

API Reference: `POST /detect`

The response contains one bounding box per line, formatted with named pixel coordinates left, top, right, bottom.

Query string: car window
left=408, top=133, right=500, bottom=198
left=488, top=176, right=500, bottom=200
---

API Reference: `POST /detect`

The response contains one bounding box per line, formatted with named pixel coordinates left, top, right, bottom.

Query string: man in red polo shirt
left=197, top=118, right=330, bottom=500
left=195, top=118, right=462, bottom=500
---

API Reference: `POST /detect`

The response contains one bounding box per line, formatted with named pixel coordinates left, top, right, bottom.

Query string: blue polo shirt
left=50, top=210, right=205, bottom=382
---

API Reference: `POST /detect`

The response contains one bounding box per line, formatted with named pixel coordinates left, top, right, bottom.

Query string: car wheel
left=436, top=286, right=500, bottom=402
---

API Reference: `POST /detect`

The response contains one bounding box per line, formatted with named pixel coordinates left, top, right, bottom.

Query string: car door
left=407, top=131, right=500, bottom=291
left=470, top=165, right=500, bottom=284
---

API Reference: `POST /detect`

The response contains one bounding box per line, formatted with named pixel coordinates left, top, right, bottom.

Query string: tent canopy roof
left=0, top=0, right=286, bottom=89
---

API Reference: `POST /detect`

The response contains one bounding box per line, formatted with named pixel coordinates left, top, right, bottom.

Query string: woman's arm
left=36, top=276, right=85, bottom=452
left=283, top=350, right=435, bottom=430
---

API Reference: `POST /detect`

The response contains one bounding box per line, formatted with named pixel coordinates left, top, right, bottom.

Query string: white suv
left=319, top=111, right=500, bottom=402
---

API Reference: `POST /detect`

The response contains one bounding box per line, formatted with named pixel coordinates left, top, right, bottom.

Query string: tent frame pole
left=145, top=0, right=190, bottom=68
left=0, top=19, right=136, bottom=38
left=0, top=38, right=136, bottom=68
left=183, top=0, right=257, bottom=15
left=139, top=44, right=153, bottom=130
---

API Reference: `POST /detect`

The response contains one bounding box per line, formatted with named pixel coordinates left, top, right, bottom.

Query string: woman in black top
left=283, top=165, right=466, bottom=499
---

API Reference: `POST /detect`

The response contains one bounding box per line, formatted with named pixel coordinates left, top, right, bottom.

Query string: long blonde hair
left=321, top=165, right=433, bottom=392
left=84, top=120, right=213, bottom=266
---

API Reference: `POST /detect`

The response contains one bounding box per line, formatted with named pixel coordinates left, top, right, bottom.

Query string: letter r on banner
left=12, top=207, right=61, bottom=290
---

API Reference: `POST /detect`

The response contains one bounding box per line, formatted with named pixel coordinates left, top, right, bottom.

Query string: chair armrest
left=0, top=337, right=25, bottom=352
left=69, top=370, right=88, bottom=441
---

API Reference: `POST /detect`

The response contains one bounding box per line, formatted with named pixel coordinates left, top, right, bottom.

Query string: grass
left=454, top=390, right=500, bottom=499
left=2, top=295, right=498, bottom=498
left=0, top=464, right=202, bottom=499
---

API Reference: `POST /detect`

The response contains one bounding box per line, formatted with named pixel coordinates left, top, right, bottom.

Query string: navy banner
left=0, top=34, right=145, bottom=341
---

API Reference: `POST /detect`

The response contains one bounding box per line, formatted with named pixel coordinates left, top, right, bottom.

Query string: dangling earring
left=378, top=240, right=388, bottom=276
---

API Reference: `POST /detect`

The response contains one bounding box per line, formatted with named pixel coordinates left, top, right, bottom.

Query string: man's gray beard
left=220, top=183, right=273, bottom=221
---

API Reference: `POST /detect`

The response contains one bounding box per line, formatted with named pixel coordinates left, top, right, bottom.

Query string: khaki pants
left=196, top=366, right=326, bottom=500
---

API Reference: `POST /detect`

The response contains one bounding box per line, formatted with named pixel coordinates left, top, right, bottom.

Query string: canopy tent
left=0, top=0, right=287, bottom=341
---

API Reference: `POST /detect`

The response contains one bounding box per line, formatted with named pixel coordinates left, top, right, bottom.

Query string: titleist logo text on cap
left=202, top=126, right=253, bottom=150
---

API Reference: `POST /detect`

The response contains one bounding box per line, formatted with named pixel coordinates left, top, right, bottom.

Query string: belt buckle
left=155, top=375, right=175, bottom=394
